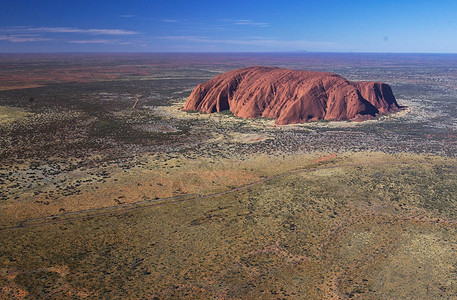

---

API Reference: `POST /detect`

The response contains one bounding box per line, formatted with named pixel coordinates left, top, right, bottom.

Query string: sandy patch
left=371, top=233, right=457, bottom=298
left=0, top=84, right=43, bottom=91
left=0, top=106, right=31, bottom=124
left=314, top=154, right=337, bottom=164
left=209, top=132, right=272, bottom=144
left=133, top=123, right=180, bottom=133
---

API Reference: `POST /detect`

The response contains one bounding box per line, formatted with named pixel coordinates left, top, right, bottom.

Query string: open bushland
left=1, top=152, right=457, bottom=299
left=1, top=53, right=457, bottom=299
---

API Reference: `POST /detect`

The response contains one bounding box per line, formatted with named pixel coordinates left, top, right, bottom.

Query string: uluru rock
left=184, top=66, right=401, bottom=125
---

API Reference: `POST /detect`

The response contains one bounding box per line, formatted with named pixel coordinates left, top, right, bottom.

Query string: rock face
left=184, top=66, right=401, bottom=125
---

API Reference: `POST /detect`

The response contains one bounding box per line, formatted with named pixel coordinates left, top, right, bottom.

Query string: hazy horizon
left=2, top=51, right=457, bottom=55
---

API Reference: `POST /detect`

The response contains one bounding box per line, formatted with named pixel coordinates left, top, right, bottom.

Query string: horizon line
left=1, top=51, right=457, bottom=55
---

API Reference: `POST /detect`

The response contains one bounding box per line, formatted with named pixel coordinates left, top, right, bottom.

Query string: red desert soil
left=314, top=154, right=337, bottom=164
left=184, top=66, right=401, bottom=124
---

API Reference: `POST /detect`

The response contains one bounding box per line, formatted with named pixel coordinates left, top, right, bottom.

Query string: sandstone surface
left=184, top=66, right=401, bottom=124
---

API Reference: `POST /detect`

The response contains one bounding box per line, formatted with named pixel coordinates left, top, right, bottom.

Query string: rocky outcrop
left=184, top=66, right=401, bottom=125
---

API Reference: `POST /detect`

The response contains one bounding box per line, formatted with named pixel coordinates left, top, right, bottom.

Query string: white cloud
left=233, top=19, right=269, bottom=27
left=0, top=27, right=139, bottom=35
left=69, top=39, right=111, bottom=44
left=68, top=39, right=133, bottom=45
left=85, top=29, right=138, bottom=35
left=27, top=27, right=139, bottom=35
left=0, top=26, right=138, bottom=45
left=162, top=19, right=180, bottom=23
left=0, top=35, right=50, bottom=42
left=159, top=35, right=336, bottom=50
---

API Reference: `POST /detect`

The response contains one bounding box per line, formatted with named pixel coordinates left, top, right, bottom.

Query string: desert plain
left=0, top=53, right=456, bottom=299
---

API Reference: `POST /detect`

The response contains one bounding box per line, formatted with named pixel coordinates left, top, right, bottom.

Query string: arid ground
left=0, top=53, right=456, bottom=299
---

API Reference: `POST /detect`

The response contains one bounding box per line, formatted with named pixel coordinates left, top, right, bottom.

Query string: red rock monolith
left=184, top=66, right=401, bottom=125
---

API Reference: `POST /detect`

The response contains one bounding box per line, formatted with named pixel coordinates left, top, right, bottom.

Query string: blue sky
left=1, top=0, right=457, bottom=53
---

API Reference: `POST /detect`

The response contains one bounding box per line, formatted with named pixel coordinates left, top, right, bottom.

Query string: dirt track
left=0, top=160, right=422, bottom=232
